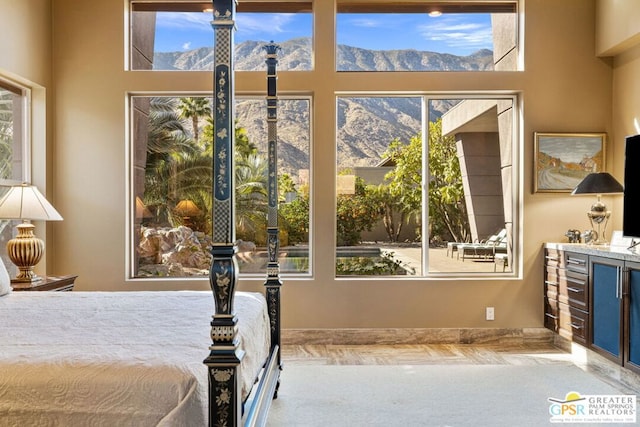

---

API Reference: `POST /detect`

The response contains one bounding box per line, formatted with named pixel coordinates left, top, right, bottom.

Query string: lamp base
left=7, top=222, right=44, bottom=284
left=587, top=203, right=611, bottom=246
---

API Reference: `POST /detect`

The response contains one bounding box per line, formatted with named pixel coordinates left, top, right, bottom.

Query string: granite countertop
left=545, top=242, right=640, bottom=262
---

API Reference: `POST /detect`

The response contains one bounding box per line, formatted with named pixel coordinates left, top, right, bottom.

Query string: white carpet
left=267, top=364, right=630, bottom=427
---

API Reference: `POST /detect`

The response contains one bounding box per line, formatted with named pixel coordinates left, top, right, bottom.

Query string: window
left=126, top=0, right=523, bottom=281
left=0, top=77, right=30, bottom=276
left=336, top=95, right=517, bottom=277
left=336, top=2, right=518, bottom=71
left=0, top=79, right=27, bottom=185
left=129, top=1, right=313, bottom=71
left=131, top=95, right=311, bottom=278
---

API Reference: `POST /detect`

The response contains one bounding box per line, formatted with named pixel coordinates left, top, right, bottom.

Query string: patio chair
left=446, top=240, right=471, bottom=258
left=457, top=229, right=507, bottom=261
left=494, top=253, right=509, bottom=272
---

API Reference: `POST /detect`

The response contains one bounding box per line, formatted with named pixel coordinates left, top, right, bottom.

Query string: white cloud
left=418, top=16, right=493, bottom=50
left=347, top=18, right=381, bottom=28
left=236, top=13, right=296, bottom=37
left=155, top=12, right=211, bottom=31
left=182, top=42, right=192, bottom=50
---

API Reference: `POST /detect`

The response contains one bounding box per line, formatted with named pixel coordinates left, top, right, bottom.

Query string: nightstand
left=12, top=275, right=77, bottom=292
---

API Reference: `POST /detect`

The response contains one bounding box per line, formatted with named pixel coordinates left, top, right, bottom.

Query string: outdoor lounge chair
left=457, top=229, right=507, bottom=261
left=446, top=240, right=469, bottom=258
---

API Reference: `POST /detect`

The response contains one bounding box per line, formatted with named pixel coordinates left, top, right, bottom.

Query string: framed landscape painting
left=534, top=132, right=606, bottom=193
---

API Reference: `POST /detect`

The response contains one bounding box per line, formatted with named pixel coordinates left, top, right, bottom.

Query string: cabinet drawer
left=558, top=303, right=588, bottom=345
left=545, top=279, right=568, bottom=305
left=545, top=265, right=564, bottom=285
left=545, top=268, right=588, bottom=309
left=545, top=283, right=558, bottom=301
left=565, top=252, right=589, bottom=275
left=544, top=267, right=561, bottom=289
left=560, top=270, right=589, bottom=310
left=545, top=249, right=565, bottom=268
left=544, top=296, right=559, bottom=332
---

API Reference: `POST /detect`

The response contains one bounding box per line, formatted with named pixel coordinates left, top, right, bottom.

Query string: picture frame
left=534, top=132, right=607, bottom=193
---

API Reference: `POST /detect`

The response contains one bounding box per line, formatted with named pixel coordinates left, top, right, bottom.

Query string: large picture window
left=336, top=95, right=517, bottom=277
left=131, top=95, right=311, bottom=278
left=126, top=0, right=523, bottom=282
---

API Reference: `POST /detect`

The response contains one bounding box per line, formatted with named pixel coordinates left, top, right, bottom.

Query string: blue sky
left=154, top=12, right=493, bottom=56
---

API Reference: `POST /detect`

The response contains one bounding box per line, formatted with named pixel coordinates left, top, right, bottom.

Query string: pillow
left=0, top=256, right=12, bottom=296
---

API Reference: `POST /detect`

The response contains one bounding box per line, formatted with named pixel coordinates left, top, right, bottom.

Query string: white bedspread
left=0, top=291, right=270, bottom=427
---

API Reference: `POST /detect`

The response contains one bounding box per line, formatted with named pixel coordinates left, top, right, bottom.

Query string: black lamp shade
left=571, top=172, right=624, bottom=195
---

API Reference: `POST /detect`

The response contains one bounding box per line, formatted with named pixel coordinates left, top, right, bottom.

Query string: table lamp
left=571, top=172, right=623, bottom=245
left=0, top=183, right=63, bottom=285
left=175, top=199, right=201, bottom=229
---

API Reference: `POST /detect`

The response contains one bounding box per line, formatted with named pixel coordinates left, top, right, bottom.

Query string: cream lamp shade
left=175, top=199, right=201, bottom=229
left=0, top=184, right=63, bottom=286
left=175, top=199, right=201, bottom=217
left=135, top=196, right=152, bottom=219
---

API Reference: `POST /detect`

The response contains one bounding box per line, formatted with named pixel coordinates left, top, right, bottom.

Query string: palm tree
left=235, top=153, right=268, bottom=243
left=144, top=97, right=200, bottom=225
left=142, top=96, right=270, bottom=243
left=178, top=97, right=211, bottom=144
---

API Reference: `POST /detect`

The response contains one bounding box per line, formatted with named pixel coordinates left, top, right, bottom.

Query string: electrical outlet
left=486, top=307, right=495, bottom=321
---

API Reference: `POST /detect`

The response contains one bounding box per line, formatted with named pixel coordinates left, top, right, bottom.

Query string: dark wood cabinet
left=12, top=275, right=77, bottom=292
left=545, top=243, right=640, bottom=375
left=544, top=248, right=589, bottom=345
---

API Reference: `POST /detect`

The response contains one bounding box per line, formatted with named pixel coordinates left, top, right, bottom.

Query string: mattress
left=0, top=291, right=270, bottom=426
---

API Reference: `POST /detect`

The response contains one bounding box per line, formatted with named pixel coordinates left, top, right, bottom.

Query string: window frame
left=124, top=0, right=524, bottom=282
left=335, top=0, right=520, bottom=72
left=128, top=0, right=314, bottom=71
left=334, top=92, right=520, bottom=279
left=0, top=75, right=33, bottom=278
left=0, top=77, right=31, bottom=186
left=127, top=92, right=314, bottom=280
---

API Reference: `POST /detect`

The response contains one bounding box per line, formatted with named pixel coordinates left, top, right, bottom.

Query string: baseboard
left=554, top=335, right=640, bottom=395
left=282, top=327, right=553, bottom=345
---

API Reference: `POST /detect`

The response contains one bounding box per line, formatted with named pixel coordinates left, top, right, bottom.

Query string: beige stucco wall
left=2, top=0, right=623, bottom=330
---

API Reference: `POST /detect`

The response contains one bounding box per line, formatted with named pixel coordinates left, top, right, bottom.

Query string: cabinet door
left=590, top=256, right=624, bottom=362
left=625, top=261, right=640, bottom=372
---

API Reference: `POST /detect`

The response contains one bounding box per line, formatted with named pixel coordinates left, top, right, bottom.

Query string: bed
left=0, top=290, right=271, bottom=426
left=0, top=2, right=283, bottom=426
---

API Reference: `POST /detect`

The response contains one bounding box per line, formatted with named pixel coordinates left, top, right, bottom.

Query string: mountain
left=154, top=38, right=494, bottom=72
left=154, top=39, right=492, bottom=174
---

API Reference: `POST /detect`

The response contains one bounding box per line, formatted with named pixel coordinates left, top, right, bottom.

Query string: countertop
left=545, top=242, right=640, bottom=262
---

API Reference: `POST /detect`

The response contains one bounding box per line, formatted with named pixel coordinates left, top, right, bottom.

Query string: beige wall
left=597, top=0, right=640, bottom=190
left=3, top=0, right=623, bottom=329
left=0, top=0, right=51, bottom=85
left=596, top=0, right=640, bottom=56
left=0, top=0, right=53, bottom=276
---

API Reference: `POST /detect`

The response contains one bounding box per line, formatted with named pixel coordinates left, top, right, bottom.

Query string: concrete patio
left=381, top=245, right=509, bottom=275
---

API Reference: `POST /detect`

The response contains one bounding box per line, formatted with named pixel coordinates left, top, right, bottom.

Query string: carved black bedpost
left=263, top=42, right=283, bottom=369
left=205, top=1, right=243, bottom=426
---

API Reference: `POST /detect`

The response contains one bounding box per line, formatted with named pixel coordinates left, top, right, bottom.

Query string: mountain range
left=154, top=38, right=493, bottom=177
